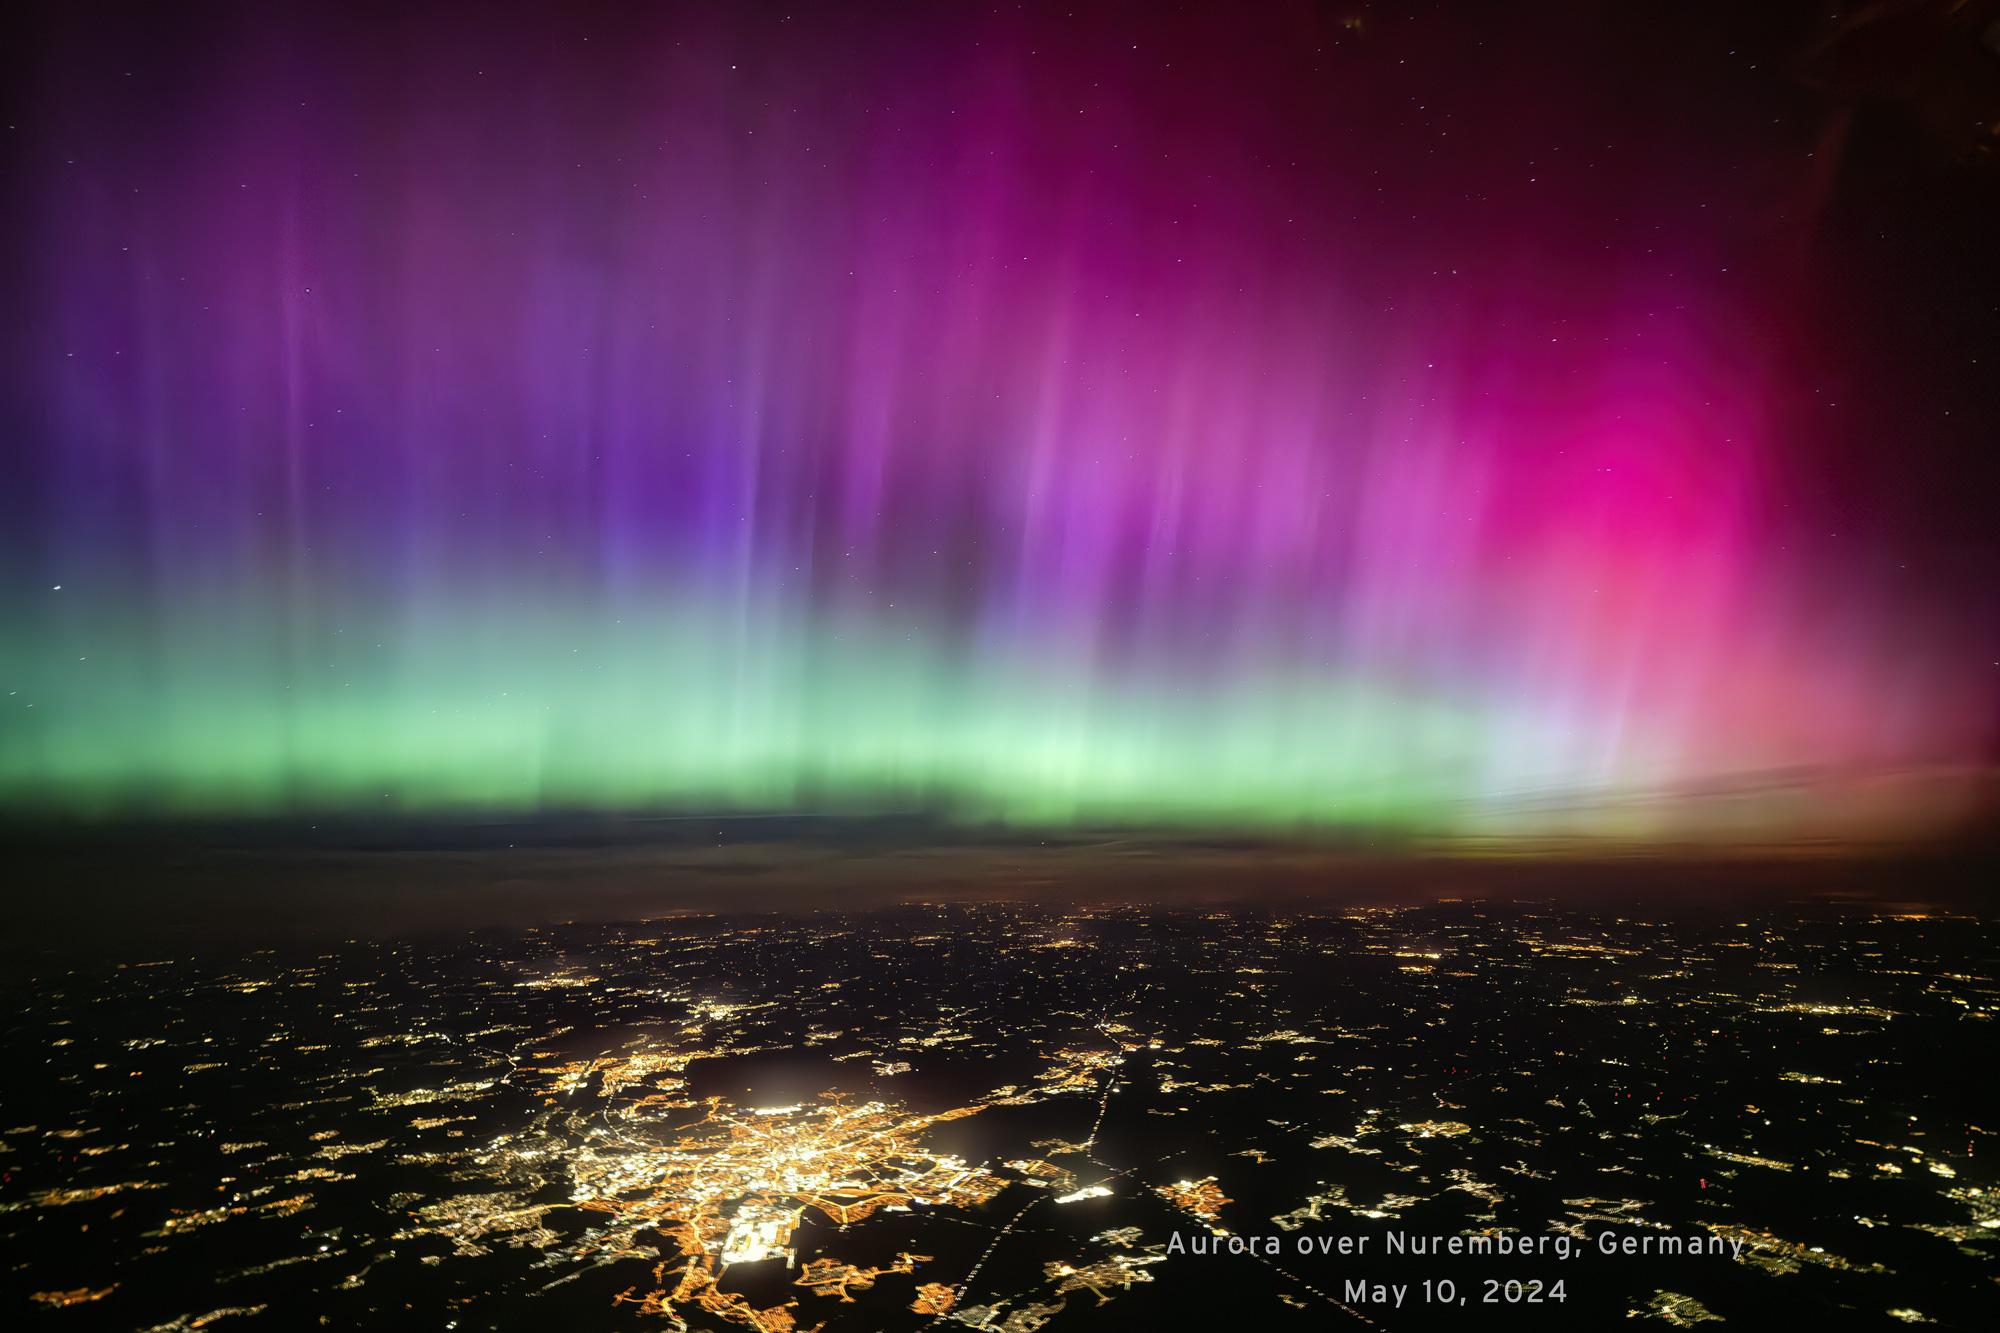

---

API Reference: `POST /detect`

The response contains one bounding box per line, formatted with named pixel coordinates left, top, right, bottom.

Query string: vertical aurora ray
left=0, top=4, right=1990, bottom=839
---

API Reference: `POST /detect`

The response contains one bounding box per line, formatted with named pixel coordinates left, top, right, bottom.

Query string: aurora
left=1, top=2, right=1991, bottom=841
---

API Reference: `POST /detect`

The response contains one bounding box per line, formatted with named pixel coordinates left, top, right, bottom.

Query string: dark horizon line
left=5, top=806, right=1999, bottom=859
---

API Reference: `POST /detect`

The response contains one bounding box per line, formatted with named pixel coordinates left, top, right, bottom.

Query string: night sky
left=2, top=1, right=1996, bottom=840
